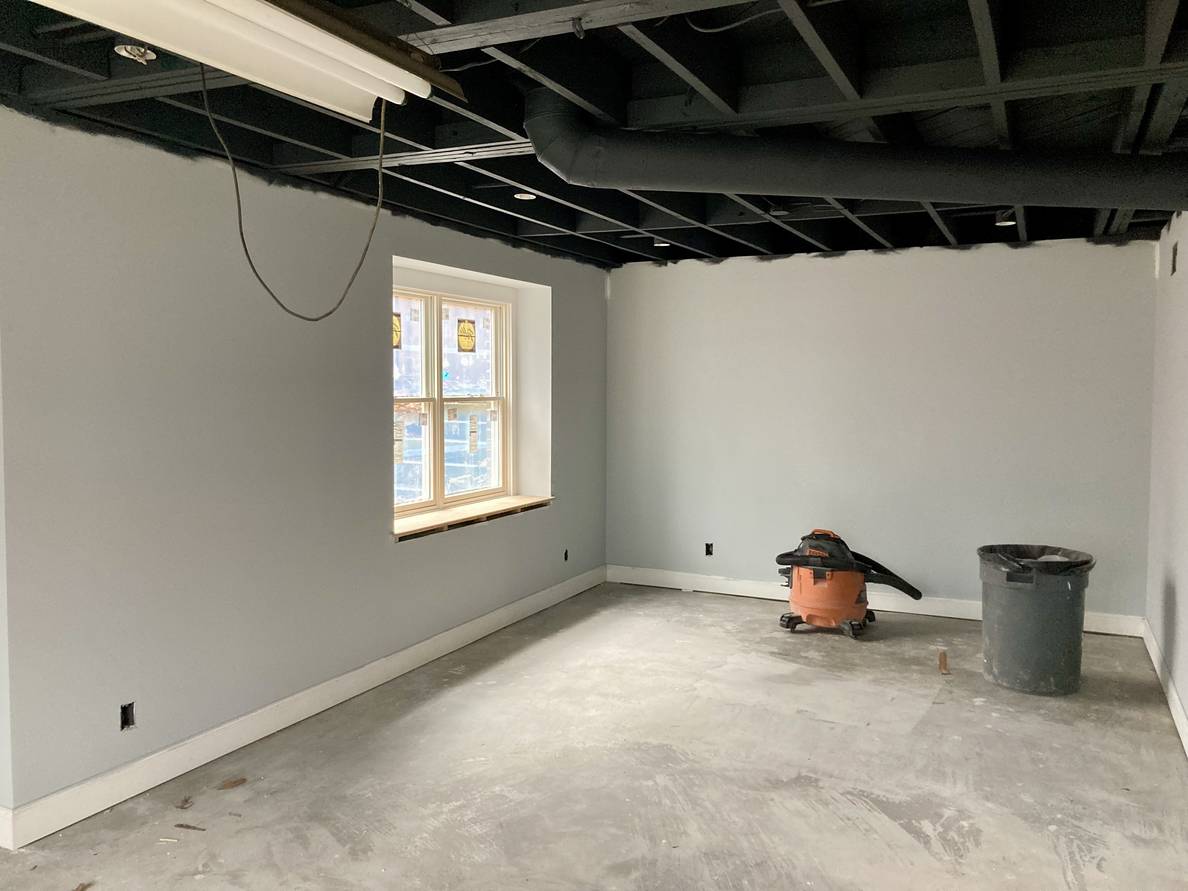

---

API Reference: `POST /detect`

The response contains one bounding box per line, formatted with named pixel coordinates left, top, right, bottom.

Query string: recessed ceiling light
left=994, top=208, right=1017, bottom=227
left=654, top=240, right=671, bottom=247
left=770, top=208, right=789, bottom=217
left=513, top=192, right=537, bottom=201
left=114, top=44, right=157, bottom=65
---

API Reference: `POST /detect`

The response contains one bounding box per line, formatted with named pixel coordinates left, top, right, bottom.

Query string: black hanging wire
left=198, top=64, right=387, bottom=322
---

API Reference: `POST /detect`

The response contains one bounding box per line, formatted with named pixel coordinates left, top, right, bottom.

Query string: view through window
left=393, top=290, right=509, bottom=516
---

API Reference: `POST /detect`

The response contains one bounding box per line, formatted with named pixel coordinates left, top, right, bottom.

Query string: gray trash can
left=977, top=544, right=1096, bottom=695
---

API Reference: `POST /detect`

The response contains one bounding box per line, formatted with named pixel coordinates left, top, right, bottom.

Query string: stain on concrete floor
left=1, top=583, right=1185, bottom=889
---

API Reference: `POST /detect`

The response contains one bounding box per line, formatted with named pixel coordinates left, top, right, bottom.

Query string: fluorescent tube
left=205, top=0, right=433, bottom=99
left=33, top=0, right=415, bottom=120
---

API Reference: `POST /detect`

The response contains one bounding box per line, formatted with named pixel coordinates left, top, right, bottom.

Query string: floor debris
left=938, top=649, right=951, bottom=674
left=174, top=824, right=206, bottom=832
left=176, top=796, right=193, bottom=810
left=157, top=838, right=178, bottom=844
left=217, top=777, right=247, bottom=790
left=72, top=882, right=95, bottom=890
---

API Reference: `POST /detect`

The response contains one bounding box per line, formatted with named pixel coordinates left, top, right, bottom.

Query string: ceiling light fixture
left=113, top=44, right=157, bottom=65
left=654, top=240, right=671, bottom=247
left=995, top=208, right=1017, bottom=227
left=37, top=0, right=463, bottom=121
left=513, top=192, right=537, bottom=201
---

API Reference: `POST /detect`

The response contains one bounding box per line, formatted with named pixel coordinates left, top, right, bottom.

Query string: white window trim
left=394, top=287, right=514, bottom=524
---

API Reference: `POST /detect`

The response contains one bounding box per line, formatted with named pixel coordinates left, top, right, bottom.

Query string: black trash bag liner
left=977, top=544, right=1095, bottom=576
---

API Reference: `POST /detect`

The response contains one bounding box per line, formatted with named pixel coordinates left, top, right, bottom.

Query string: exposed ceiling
left=2, top=0, right=1187, bottom=267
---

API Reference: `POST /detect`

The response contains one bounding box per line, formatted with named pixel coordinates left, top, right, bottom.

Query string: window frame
left=393, top=287, right=512, bottom=521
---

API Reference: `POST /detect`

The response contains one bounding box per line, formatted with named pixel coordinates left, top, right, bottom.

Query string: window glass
left=441, top=301, right=495, bottom=397
left=392, top=293, right=425, bottom=398
left=443, top=400, right=500, bottom=496
left=393, top=402, right=431, bottom=506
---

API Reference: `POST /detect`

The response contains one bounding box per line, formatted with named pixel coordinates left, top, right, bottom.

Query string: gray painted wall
left=1147, top=212, right=1188, bottom=718
left=0, top=108, right=607, bottom=806
left=0, top=327, right=10, bottom=808
left=607, top=241, right=1156, bottom=616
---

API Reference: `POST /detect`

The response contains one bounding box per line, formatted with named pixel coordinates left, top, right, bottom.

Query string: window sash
left=394, top=397, right=434, bottom=510
left=393, top=289, right=511, bottom=520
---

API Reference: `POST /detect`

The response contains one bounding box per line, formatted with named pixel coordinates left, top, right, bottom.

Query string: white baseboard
left=0, top=566, right=606, bottom=850
left=605, top=565, right=1145, bottom=637
left=1142, top=619, right=1188, bottom=761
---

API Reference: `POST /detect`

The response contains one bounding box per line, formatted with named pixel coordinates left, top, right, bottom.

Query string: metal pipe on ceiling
left=524, top=90, right=1188, bottom=210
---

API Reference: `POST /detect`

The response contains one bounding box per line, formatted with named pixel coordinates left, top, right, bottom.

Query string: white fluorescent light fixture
left=36, top=0, right=461, bottom=121
left=995, top=208, right=1017, bottom=227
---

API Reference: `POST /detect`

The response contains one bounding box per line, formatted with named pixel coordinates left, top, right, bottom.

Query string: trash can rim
left=978, top=543, right=1095, bottom=575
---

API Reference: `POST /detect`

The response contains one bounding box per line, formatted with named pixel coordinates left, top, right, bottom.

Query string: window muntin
left=394, top=290, right=509, bottom=520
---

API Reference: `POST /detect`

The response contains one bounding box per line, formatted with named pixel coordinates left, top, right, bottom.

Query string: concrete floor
left=2, top=582, right=1186, bottom=890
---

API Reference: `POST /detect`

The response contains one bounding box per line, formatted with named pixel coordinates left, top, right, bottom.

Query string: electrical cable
left=685, top=6, right=782, bottom=32
left=440, top=56, right=499, bottom=73
left=198, top=63, right=386, bottom=322
left=441, top=38, right=543, bottom=72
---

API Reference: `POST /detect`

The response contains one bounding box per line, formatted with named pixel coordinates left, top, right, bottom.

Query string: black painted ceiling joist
left=0, top=0, right=1183, bottom=265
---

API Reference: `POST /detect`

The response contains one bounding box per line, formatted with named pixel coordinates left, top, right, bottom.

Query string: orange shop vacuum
left=776, top=530, right=923, bottom=638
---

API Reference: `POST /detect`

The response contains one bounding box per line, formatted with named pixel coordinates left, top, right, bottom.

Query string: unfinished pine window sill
left=392, top=495, right=553, bottom=541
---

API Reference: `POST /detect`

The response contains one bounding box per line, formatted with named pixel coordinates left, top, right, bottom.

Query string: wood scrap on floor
left=216, top=777, right=247, bottom=790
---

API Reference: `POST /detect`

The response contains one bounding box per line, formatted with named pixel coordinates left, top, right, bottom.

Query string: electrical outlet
left=120, top=702, right=136, bottom=731
left=705, top=542, right=714, bottom=556
left=564, top=548, right=569, bottom=561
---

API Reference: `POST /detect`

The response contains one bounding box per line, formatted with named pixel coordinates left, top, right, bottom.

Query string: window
left=393, top=289, right=510, bottom=518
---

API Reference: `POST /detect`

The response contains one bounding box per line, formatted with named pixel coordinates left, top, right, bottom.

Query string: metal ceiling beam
left=446, top=21, right=746, bottom=258
left=77, top=68, right=639, bottom=266
left=628, top=33, right=1188, bottom=130
left=314, top=169, right=626, bottom=267
left=618, top=14, right=826, bottom=251
left=22, top=63, right=244, bottom=108
left=67, top=101, right=276, bottom=165
left=482, top=38, right=628, bottom=124
left=1014, top=205, right=1028, bottom=241
left=428, top=73, right=524, bottom=140
left=1112, top=1, right=1180, bottom=152
left=0, top=1, right=109, bottom=80
left=618, top=20, right=736, bottom=115
left=966, top=0, right=1011, bottom=147
left=720, top=194, right=832, bottom=251
left=382, top=163, right=653, bottom=261
left=274, top=140, right=535, bottom=173
left=623, top=190, right=783, bottom=254
left=922, top=202, right=959, bottom=246
left=776, top=0, right=908, bottom=245
left=158, top=86, right=654, bottom=263
left=778, top=0, right=861, bottom=102
left=1098, top=0, right=1181, bottom=236
left=1107, top=76, right=1188, bottom=235
left=398, top=0, right=756, bottom=54
left=467, top=157, right=723, bottom=256
left=160, top=88, right=359, bottom=158
left=825, top=198, right=893, bottom=248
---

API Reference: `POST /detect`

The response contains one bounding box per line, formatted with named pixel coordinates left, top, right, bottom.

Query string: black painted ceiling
left=2, top=0, right=1186, bottom=266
